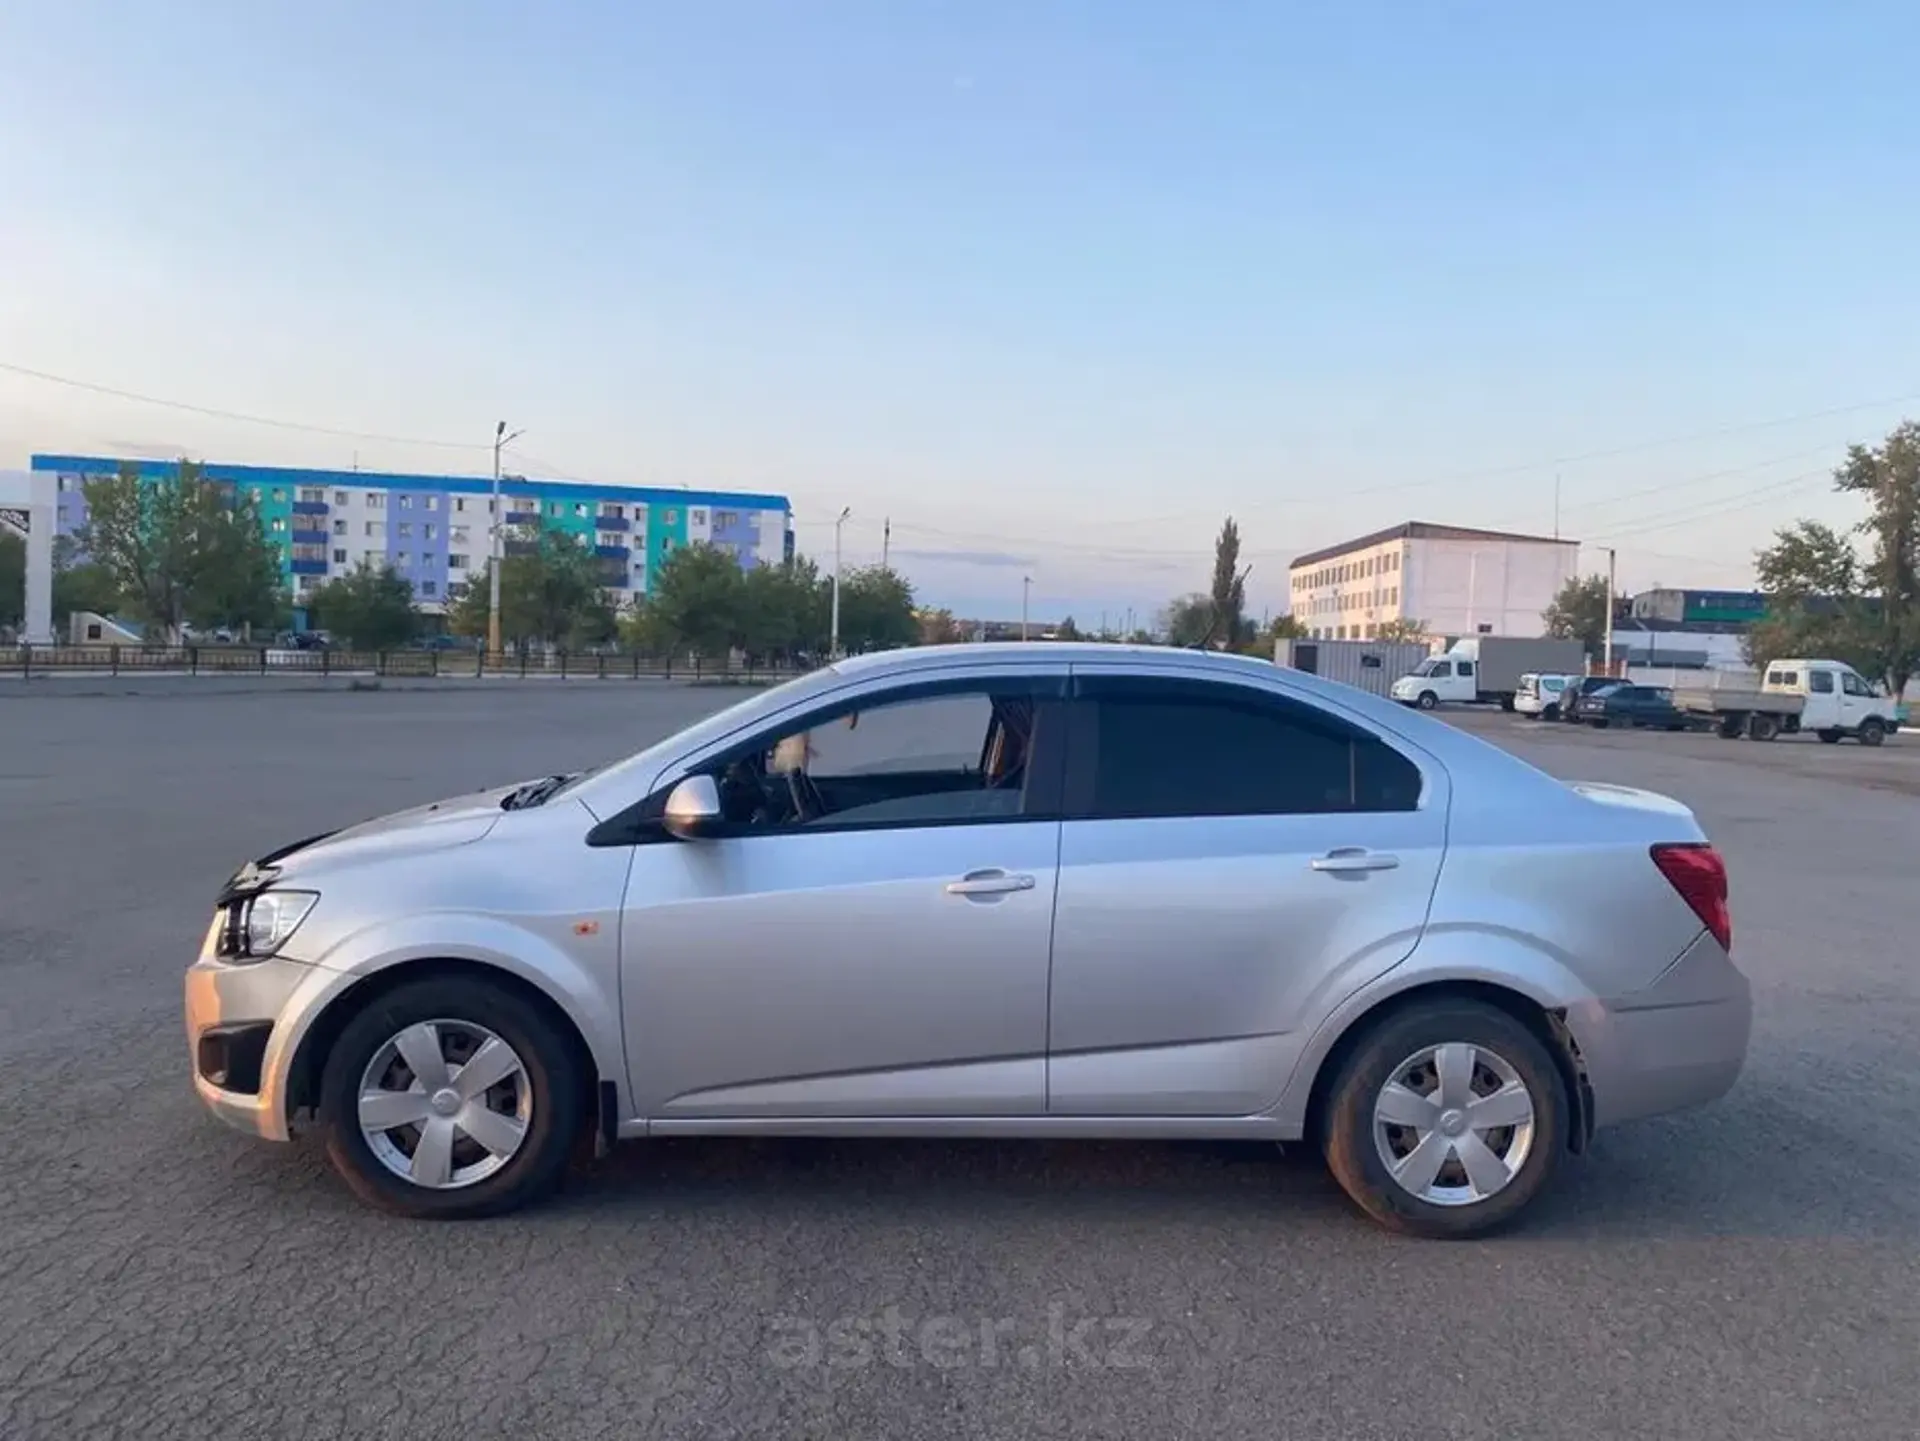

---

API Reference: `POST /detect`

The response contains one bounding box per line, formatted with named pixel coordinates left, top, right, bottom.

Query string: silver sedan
left=185, top=644, right=1750, bottom=1237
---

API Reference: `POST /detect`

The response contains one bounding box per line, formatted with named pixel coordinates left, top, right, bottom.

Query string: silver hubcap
left=358, top=1020, right=532, bottom=1190
left=1373, top=1042, right=1536, bottom=1207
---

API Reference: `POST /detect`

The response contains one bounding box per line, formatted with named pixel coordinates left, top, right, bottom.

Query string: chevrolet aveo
left=186, top=645, right=1750, bottom=1238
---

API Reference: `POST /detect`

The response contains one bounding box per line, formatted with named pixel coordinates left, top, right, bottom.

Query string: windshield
left=1411, top=658, right=1443, bottom=676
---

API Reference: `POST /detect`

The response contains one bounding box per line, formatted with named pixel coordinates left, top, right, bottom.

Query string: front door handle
left=1310, top=849, right=1400, bottom=874
left=945, top=869, right=1037, bottom=897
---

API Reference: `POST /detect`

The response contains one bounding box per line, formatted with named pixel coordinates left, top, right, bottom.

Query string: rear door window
left=1809, top=670, right=1835, bottom=694
left=1066, top=677, right=1423, bottom=819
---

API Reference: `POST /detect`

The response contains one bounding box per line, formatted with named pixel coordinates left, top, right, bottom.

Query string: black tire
left=1717, top=715, right=1742, bottom=740
left=1416, top=691, right=1439, bottom=711
left=1747, top=712, right=1780, bottom=742
left=1817, top=729, right=1842, bottom=744
left=1543, top=704, right=1560, bottom=721
left=1859, top=719, right=1886, bottom=747
left=1587, top=718, right=1609, bottom=728
left=319, top=975, right=584, bottom=1219
left=1322, top=1001, right=1567, bottom=1238
left=1499, top=695, right=1515, bottom=713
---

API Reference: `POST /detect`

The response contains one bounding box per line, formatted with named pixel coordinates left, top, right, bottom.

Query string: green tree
left=1208, top=516, right=1249, bottom=647
left=1374, top=617, right=1430, bottom=642
left=1834, top=421, right=1920, bottom=693
left=1266, top=613, right=1308, bottom=641
left=1542, top=574, right=1614, bottom=655
left=1054, top=614, right=1081, bottom=641
left=740, top=555, right=828, bottom=660
left=448, top=526, right=610, bottom=647
left=1744, top=520, right=1879, bottom=679
left=307, top=560, right=418, bottom=650
left=645, top=541, right=749, bottom=657
left=76, top=461, right=285, bottom=641
left=917, top=605, right=963, bottom=645
left=835, top=565, right=918, bottom=652
left=1159, top=593, right=1213, bottom=646
left=0, top=530, right=21, bottom=630
left=49, top=536, right=124, bottom=627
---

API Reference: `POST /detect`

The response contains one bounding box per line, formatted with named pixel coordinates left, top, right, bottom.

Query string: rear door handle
left=945, top=869, right=1036, bottom=897
left=1310, top=849, right=1400, bottom=874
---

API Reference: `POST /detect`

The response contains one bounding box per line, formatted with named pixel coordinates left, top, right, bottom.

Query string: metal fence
left=0, top=644, right=817, bottom=682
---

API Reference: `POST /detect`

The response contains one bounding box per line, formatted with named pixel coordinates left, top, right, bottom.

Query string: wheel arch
left=1297, top=978, right=1593, bottom=1157
left=285, top=957, right=606, bottom=1141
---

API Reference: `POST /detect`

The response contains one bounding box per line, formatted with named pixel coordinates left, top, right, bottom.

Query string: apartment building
left=1288, top=522, right=1578, bottom=640
left=34, top=454, right=792, bottom=614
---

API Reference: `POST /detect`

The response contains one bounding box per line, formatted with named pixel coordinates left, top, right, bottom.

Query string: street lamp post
left=488, top=421, right=524, bottom=657
left=830, top=507, right=851, bottom=658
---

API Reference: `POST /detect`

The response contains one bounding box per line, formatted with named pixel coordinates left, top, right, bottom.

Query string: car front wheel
left=319, top=975, right=584, bottom=1219
left=1322, top=1001, right=1567, bottom=1238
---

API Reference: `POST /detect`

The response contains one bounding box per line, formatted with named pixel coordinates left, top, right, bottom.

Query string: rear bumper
left=1571, top=934, right=1752, bottom=1128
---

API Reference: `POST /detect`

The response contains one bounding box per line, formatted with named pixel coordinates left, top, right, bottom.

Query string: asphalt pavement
left=2, top=686, right=1917, bottom=1439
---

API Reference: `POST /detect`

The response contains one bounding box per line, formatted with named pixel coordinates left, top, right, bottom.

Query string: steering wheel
left=784, top=767, right=827, bottom=824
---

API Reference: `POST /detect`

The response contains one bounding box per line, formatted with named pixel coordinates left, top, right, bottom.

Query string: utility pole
left=830, top=507, right=851, bottom=657
left=1603, top=545, right=1618, bottom=674
left=488, top=421, right=524, bottom=656
left=1021, top=576, right=1031, bottom=641
left=882, top=516, right=890, bottom=571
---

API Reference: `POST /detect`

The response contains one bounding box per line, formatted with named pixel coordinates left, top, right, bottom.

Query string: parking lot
left=2, top=683, right=1917, bottom=1440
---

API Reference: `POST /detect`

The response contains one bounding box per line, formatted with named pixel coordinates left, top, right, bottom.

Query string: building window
left=454, top=497, right=466, bottom=512
left=451, top=526, right=470, bottom=546
left=332, top=518, right=347, bottom=535
left=394, top=552, right=411, bottom=569
left=396, top=494, right=411, bottom=510
left=663, top=508, right=679, bottom=525
left=366, top=493, right=384, bottom=509
left=421, top=580, right=438, bottom=597
left=600, top=503, right=624, bottom=518
left=397, top=522, right=413, bottom=539
left=270, top=517, right=287, bottom=533
left=334, top=490, right=350, bottom=506
left=574, top=502, right=589, bottom=518
left=366, top=521, right=384, bottom=538
left=449, top=554, right=469, bottom=570
left=424, top=496, right=438, bottom=511
left=333, top=548, right=348, bottom=564
left=270, top=488, right=287, bottom=502
left=692, top=509, right=707, bottom=526
left=423, top=523, right=437, bottom=540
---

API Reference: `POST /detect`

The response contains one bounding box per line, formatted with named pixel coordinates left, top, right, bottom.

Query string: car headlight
left=221, top=890, right=318, bottom=959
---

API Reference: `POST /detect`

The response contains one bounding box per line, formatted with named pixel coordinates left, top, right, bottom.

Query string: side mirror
left=662, top=775, right=724, bottom=840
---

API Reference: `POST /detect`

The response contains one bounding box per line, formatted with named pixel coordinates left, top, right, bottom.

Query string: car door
left=619, top=670, right=1068, bottom=1120
left=1045, top=668, right=1450, bottom=1116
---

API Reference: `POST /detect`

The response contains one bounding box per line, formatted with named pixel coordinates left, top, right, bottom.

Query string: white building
left=1288, top=522, right=1579, bottom=641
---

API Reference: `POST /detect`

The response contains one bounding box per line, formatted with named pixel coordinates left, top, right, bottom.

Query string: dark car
left=1576, top=683, right=1689, bottom=730
left=1560, top=675, right=1624, bottom=721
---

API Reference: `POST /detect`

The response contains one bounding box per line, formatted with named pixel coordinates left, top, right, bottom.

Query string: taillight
left=1650, top=843, right=1732, bottom=953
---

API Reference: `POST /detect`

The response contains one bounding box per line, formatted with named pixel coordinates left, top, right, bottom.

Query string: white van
left=1514, top=673, right=1573, bottom=720
left=1762, top=659, right=1902, bottom=745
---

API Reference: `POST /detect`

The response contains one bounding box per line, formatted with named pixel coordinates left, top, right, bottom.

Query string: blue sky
left=4, top=1, right=1918, bottom=622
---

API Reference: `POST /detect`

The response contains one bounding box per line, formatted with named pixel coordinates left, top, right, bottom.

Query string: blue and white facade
left=31, top=454, right=793, bottom=615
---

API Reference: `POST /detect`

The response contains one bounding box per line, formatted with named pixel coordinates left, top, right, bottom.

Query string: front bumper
left=184, top=925, right=332, bottom=1142
left=1571, top=933, right=1753, bottom=1128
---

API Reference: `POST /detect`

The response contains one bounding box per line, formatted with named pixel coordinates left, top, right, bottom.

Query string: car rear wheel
left=1817, top=729, right=1842, bottom=744
left=1542, top=704, right=1560, bottom=721
left=319, top=976, right=583, bottom=1219
left=1323, top=1001, right=1567, bottom=1238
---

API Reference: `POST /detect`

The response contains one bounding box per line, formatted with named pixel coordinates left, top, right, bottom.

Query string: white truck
left=1674, top=657, right=1902, bottom=744
left=1389, top=637, right=1588, bottom=710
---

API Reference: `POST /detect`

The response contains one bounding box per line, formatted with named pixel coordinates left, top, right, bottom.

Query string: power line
left=1585, top=471, right=1833, bottom=543
left=0, top=359, right=485, bottom=452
